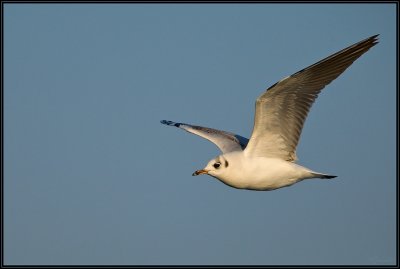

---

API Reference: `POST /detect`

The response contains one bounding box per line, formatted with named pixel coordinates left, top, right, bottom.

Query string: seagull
left=161, top=35, right=378, bottom=191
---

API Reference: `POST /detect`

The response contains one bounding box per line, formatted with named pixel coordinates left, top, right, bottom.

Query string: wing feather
left=161, top=120, right=249, bottom=154
left=244, top=35, right=379, bottom=161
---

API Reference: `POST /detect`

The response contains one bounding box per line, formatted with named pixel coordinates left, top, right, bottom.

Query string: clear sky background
left=4, top=3, right=396, bottom=266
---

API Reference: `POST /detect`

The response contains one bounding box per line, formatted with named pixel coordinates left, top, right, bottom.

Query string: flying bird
left=161, top=35, right=378, bottom=191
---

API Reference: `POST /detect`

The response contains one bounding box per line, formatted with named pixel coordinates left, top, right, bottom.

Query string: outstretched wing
left=244, top=35, right=379, bottom=162
left=161, top=120, right=249, bottom=154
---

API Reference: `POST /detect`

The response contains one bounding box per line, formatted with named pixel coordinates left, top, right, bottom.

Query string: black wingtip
left=369, top=34, right=380, bottom=45
left=372, top=34, right=380, bottom=39
left=160, top=120, right=181, bottom=127
left=359, top=34, right=379, bottom=50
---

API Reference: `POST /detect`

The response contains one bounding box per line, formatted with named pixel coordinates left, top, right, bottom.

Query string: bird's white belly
left=216, top=157, right=313, bottom=191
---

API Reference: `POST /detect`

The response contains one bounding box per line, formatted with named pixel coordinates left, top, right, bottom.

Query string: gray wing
left=244, top=35, right=379, bottom=162
left=161, top=120, right=249, bottom=154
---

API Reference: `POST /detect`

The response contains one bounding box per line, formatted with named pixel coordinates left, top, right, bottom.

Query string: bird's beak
left=192, top=169, right=208, bottom=176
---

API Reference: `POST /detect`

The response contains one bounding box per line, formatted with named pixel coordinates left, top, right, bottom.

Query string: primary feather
left=244, top=35, right=379, bottom=161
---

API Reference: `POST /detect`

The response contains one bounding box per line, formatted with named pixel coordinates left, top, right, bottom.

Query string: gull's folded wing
left=161, top=120, right=248, bottom=154
left=244, top=35, right=379, bottom=162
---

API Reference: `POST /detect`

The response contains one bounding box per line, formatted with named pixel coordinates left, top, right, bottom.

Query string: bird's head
left=192, top=155, right=230, bottom=178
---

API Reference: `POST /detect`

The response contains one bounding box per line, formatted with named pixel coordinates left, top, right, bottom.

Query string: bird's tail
left=312, top=172, right=337, bottom=179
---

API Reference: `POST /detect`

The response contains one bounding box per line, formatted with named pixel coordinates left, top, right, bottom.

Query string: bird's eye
left=213, top=162, right=221, bottom=169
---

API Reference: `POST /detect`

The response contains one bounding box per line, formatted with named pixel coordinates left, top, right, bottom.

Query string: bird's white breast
left=214, top=152, right=314, bottom=190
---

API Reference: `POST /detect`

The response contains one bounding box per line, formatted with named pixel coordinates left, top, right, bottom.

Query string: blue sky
left=4, top=3, right=396, bottom=265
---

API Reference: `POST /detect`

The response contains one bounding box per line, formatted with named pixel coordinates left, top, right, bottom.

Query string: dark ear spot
left=224, top=160, right=229, bottom=167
